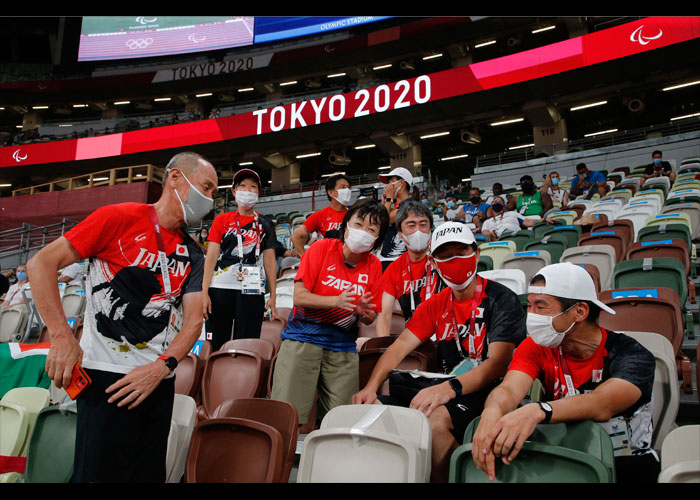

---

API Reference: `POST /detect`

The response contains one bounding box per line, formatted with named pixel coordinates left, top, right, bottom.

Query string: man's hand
left=471, top=406, right=503, bottom=481
left=351, top=386, right=380, bottom=405
left=106, top=360, right=171, bottom=410
left=266, top=296, right=279, bottom=320
left=202, top=292, right=212, bottom=320
left=409, top=381, right=455, bottom=418
left=45, top=327, right=83, bottom=389
left=383, top=182, right=397, bottom=200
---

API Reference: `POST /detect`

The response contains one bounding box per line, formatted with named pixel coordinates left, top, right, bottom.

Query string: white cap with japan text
left=430, top=221, right=476, bottom=254
left=528, top=262, right=616, bottom=314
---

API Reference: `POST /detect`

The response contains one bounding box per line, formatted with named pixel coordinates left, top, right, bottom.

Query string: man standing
left=471, top=263, right=658, bottom=483
left=377, top=200, right=444, bottom=335
left=291, top=173, right=352, bottom=256
left=352, top=222, right=526, bottom=482
left=26, top=151, right=218, bottom=483
left=378, top=167, right=414, bottom=271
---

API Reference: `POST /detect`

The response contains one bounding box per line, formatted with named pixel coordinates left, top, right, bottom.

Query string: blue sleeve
left=570, top=176, right=579, bottom=189
left=592, top=171, right=606, bottom=183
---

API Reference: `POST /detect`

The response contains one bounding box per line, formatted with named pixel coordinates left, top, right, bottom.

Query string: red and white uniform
left=64, top=203, right=204, bottom=374
left=303, top=205, right=347, bottom=237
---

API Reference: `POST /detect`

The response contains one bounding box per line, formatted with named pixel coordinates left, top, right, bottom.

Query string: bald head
left=163, top=151, right=214, bottom=186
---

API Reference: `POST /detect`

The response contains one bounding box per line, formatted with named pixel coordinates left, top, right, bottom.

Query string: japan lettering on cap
left=430, top=221, right=476, bottom=254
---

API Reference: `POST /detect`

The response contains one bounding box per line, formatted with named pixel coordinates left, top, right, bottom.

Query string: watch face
left=542, top=402, right=552, bottom=411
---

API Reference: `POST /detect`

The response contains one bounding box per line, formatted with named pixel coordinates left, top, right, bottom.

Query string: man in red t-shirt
left=471, top=263, right=658, bottom=483
left=26, top=151, right=218, bottom=483
left=378, top=199, right=444, bottom=335
left=352, top=221, right=525, bottom=482
left=291, top=173, right=351, bottom=257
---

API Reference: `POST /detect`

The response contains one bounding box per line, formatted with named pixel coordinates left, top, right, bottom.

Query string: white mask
left=345, top=226, right=377, bottom=254
left=334, top=188, right=352, bottom=206
left=401, top=230, right=431, bottom=252
left=235, top=190, right=258, bottom=208
left=526, top=305, right=577, bottom=348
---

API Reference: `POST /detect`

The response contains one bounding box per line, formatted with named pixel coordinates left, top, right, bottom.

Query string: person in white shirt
left=1, top=265, right=31, bottom=309
left=480, top=197, right=536, bottom=239
left=541, top=171, right=569, bottom=206
left=58, top=262, right=86, bottom=286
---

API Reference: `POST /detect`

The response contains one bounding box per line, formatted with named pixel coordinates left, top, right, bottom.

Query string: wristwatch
left=158, top=355, right=178, bottom=373
left=538, top=401, right=553, bottom=424
left=385, top=198, right=395, bottom=204
left=448, top=378, right=463, bottom=397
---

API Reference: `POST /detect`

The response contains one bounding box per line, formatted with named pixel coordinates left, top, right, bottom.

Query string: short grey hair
left=163, top=151, right=209, bottom=185
left=396, top=200, right=433, bottom=231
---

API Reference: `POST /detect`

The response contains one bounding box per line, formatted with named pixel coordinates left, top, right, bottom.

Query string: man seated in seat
left=352, top=222, right=526, bottom=482
left=471, top=262, right=659, bottom=483
left=480, top=196, right=537, bottom=240
left=642, top=150, right=676, bottom=184
left=506, top=175, right=553, bottom=217
left=569, top=162, right=609, bottom=199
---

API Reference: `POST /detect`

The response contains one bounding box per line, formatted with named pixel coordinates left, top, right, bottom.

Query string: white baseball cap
left=528, top=262, right=616, bottom=314
left=378, top=167, right=414, bottom=188
left=430, top=221, right=476, bottom=254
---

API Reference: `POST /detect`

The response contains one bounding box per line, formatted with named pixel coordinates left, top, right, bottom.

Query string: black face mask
left=492, top=203, right=503, bottom=213
left=521, top=182, right=535, bottom=194
left=470, top=196, right=481, bottom=205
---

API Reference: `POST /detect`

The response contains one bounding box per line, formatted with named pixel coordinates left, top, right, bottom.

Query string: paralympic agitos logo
left=630, top=26, right=663, bottom=46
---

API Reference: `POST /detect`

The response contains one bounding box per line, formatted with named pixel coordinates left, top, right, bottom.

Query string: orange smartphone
left=65, top=363, right=91, bottom=400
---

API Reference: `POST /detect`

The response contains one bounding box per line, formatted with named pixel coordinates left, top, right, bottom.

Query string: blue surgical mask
left=421, top=198, right=429, bottom=204
left=447, top=200, right=456, bottom=208
left=17, top=271, right=27, bottom=281
left=551, top=178, right=560, bottom=186
left=653, top=158, right=661, bottom=164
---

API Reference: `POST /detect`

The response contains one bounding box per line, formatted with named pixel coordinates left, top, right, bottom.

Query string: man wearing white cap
left=378, top=167, right=415, bottom=271
left=352, top=221, right=526, bottom=482
left=471, top=262, right=658, bottom=483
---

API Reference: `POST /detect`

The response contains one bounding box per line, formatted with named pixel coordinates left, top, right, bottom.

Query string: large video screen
left=78, top=16, right=392, bottom=62
left=78, top=17, right=256, bottom=62
left=253, top=16, right=392, bottom=44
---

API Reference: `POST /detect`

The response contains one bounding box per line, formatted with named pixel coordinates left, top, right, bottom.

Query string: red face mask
left=433, top=253, right=477, bottom=290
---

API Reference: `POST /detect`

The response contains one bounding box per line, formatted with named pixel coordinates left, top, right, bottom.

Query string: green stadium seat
left=541, top=225, right=582, bottom=249
left=500, top=229, right=536, bottom=251
left=449, top=417, right=616, bottom=483
left=24, top=405, right=77, bottom=483
left=478, top=241, right=516, bottom=269
left=523, top=233, right=569, bottom=264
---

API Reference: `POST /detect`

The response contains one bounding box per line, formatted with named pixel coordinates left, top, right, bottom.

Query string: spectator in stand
left=462, top=187, right=490, bottom=228
left=26, top=151, right=217, bottom=483
left=378, top=167, right=415, bottom=271
left=352, top=222, right=526, bottom=482
left=442, top=192, right=465, bottom=222
left=506, top=174, right=553, bottom=217
left=480, top=196, right=537, bottom=240
left=1, top=265, right=30, bottom=309
left=202, top=168, right=279, bottom=351
left=271, top=199, right=389, bottom=428
left=291, top=174, right=352, bottom=257
left=541, top=171, right=570, bottom=207
left=471, top=263, right=659, bottom=483
left=569, top=162, right=609, bottom=199
left=642, top=150, right=676, bottom=184
left=58, top=262, right=86, bottom=286
left=485, top=183, right=512, bottom=206
left=377, top=200, right=445, bottom=335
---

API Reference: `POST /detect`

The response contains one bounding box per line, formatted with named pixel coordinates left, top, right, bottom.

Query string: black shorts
left=206, top=287, right=266, bottom=351
left=73, top=368, right=174, bottom=483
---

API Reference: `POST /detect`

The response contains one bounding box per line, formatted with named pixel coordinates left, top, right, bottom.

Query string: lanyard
left=557, top=347, right=578, bottom=397
left=235, top=211, right=263, bottom=263
left=147, top=204, right=172, bottom=295
left=449, top=277, right=484, bottom=360
left=406, top=255, right=433, bottom=312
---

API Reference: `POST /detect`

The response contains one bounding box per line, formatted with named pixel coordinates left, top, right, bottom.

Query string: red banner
left=2, top=17, right=698, bottom=169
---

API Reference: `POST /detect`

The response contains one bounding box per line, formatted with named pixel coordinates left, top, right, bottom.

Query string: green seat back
left=541, top=225, right=582, bottom=249
left=637, top=224, right=692, bottom=255
left=477, top=255, right=493, bottom=273
left=500, top=230, right=536, bottom=251
left=449, top=416, right=615, bottom=483
left=25, top=406, right=77, bottom=483
left=523, top=233, right=569, bottom=263
left=612, top=257, right=688, bottom=307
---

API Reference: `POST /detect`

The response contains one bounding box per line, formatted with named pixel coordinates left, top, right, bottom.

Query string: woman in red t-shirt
left=270, top=198, right=389, bottom=427
left=201, top=169, right=279, bottom=351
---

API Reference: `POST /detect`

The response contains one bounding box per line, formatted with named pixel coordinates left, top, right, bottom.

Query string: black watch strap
left=449, top=378, right=463, bottom=397
left=539, top=402, right=553, bottom=424
left=159, top=355, right=178, bottom=372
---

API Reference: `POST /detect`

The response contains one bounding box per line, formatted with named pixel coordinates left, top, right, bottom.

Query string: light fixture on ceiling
left=490, top=118, right=524, bottom=126
left=420, top=131, right=450, bottom=139
left=662, top=80, right=700, bottom=92
left=570, top=100, right=607, bottom=111
left=584, top=129, right=618, bottom=137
